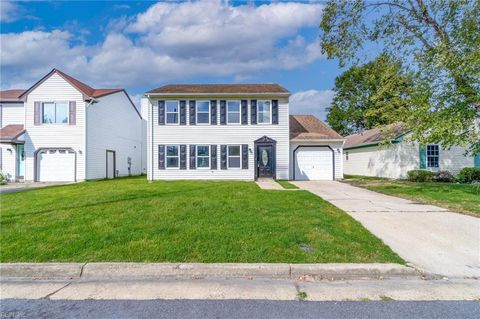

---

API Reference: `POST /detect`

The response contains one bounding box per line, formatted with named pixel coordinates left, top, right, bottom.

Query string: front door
left=16, top=144, right=25, bottom=179
left=257, top=145, right=274, bottom=178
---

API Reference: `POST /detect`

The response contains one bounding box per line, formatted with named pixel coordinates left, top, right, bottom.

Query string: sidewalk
left=2, top=262, right=479, bottom=301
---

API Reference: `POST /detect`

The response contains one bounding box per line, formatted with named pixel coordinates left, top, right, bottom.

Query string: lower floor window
left=197, top=145, right=210, bottom=168
left=426, top=144, right=439, bottom=168
left=228, top=145, right=241, bottom=168
left=166, top=145, right=179, bottom=168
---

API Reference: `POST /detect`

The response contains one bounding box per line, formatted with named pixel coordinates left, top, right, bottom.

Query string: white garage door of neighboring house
left=38, top=149, right=75, bottom=182
left=294, top=147, right=334, bottom=180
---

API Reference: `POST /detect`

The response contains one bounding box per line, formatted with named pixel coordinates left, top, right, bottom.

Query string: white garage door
left=294, top=147, right=333, bottom=180
left=38, top=149, right=75, bottom=182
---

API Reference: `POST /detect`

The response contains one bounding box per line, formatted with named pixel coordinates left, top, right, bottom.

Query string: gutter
left=145, top=92, right=291, bottom=97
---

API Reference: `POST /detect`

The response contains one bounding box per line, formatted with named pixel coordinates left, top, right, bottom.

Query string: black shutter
left=250, top=100, right=257, bottom=125
left=190, top=145, right=196, bottom=169
left=241, top=100, right=248, bottom=124
left=180, top=145, right=187, bottom=169
left=272, top=100, right=278, bottom=124
left=210, top=100, right=217, bottom=125
left=158, top=145, right=165, bottom=169
left=158, top=100, right=165, bottom=125
left=180, top=100, right=187, bottom=125
left=242, top=144, right=248, bottom=169
left=221, top=145, right=227, bottom=170
left=211, top=145, right=217, bottom=169
left=189, top=100, right=196, bottom=125
left=220, top=100, right=226, bottom=125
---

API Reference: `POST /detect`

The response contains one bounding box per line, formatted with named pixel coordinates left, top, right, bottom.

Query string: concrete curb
left=0, top=263, right=422, bottom=281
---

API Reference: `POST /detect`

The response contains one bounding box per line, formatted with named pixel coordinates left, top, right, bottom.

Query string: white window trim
left=196, top=100, right=211, bottom=125
left=227, top=145, right=242, bottom=169
left=41, top=101, right=69, bottom=125
left=227, top=100, right=241, bottom=125
left=196, top=145, right=210, bottom=169
left=165, top=100, right=180, bottom=125
left=257, top=100, right=272, bottom=125
left=426, top=144, right=440, bottom=168
left=165, top=144, right=180, bottom=169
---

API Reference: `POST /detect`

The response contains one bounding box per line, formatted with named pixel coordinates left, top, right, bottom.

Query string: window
left=166, top=145, right=179, bottom=168
left=257, top=101, right=271, bottom=124
left=426, top=144, right=439, bottom=168
left=166, top=101, right=179, bottom=124
left=228, top=145, right=241, bottom=168
left=42, top=102, right=68, bottom=124
left=196, top=101, right=210, bottom=124
left=197, top=145, right=210, bottom=168
left=227, top=101, right=240, bottom=124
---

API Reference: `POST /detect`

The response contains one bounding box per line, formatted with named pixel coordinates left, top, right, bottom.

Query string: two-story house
left=143, top=84, right=344, bottom=181
left=0, top=69, right=145, bottom=182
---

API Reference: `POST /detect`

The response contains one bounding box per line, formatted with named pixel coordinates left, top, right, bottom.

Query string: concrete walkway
left=292, top=181, right=480, bottom=279
left=0, top=182, right=71, bottom=194
left=256, top=178, right=284, bottom=190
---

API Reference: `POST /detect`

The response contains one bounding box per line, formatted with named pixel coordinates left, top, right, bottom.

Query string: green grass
left=0, top=176, right=403, bottom=263
left=276, top=180, right=299, bottom=189
left=344, top=175, right=480, bottom=217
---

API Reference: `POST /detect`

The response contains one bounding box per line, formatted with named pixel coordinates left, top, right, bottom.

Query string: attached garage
left=36, top=148, right=76, bottom=182
left=289, top=115, right=345, bottom=181
left=294, top=146, right=333, bottom=180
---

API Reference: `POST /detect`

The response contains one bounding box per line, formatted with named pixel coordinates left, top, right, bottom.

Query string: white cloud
left=0, top=0, right=22, bottom=23
left=290, top=89, right=335, bottom=121
left=1, top=0, right=325, bottom=90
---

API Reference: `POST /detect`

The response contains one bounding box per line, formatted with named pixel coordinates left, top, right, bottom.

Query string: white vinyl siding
left=148, top=96, right=289, bottom=180
left=23, top=73, right=86, bottom=181
left=86, top=91, right=143, bottom=179
left=0, top=144, right=17, bottom=181
left=343, top=139, right=474, bottom=179
left=1, top=103, right=24, bottom=127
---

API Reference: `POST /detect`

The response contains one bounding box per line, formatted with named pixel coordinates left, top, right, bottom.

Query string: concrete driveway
left=292, top=181, right=480, bottom=278
left=0, top=182, right=72, bottom=194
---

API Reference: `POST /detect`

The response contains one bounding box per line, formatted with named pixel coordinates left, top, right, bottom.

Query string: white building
left=0, top=69, right=145, bottom=182
left=144, top=84, right=344, bottom=181
left=343, top=124, right=479, bottom=179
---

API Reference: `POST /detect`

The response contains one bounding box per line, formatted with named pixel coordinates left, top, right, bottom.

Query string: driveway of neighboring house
left=0, top=182, right=72, bottom=194
left=292, top=181, right=480, bottom=278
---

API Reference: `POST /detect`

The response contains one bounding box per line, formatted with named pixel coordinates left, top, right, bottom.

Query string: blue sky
left=0, top=0, right=348, bottom=120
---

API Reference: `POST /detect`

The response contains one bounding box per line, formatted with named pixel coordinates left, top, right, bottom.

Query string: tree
left=326, top=54, right=414, bottom=136
left=320, top=0, right=480, bottom=153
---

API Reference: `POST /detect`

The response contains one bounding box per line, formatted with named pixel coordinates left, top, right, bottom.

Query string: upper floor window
left=196, top=145, right=210, bottom=168
left=257, top=101, right=271, bottom=124
left=197, top=101, right=210, bottom=124
left=426, top=144, right=439, bottom=168
left=166, top=145, right=179, bottom=168
left=227, top=101, right=240, bottom=124
left=42, top=102, right=68, bottom=124
left=166, top=101, right=179, bottom=124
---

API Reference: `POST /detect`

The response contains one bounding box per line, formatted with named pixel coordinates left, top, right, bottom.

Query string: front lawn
left=344, top=175, right=480, bottom=217
left=0, top=177, right=402, bottom=263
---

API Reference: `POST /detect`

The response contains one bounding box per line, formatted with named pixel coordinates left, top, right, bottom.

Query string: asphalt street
left=1, top=299, right=479, bottom=319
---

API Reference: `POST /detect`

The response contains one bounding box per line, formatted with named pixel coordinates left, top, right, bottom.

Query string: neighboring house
left=343, top=124, right=479, bottom=179
left=0, top=69, right=144, bottom=182
left=144, top=84, right=344, bottom=181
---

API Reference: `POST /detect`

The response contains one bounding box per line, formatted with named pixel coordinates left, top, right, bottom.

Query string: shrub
left=407, top=170, right=435, bottom=182
left=432, top=170, right=455, bottom=183
left=0, top=171, right=7, bottom=185
left=456, top=167, right=480, bottom=184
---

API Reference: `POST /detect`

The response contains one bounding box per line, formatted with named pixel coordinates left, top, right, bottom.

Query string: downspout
left=146, top=94, right=154, bottom=181
left=84, top=98, right=96, bottom=181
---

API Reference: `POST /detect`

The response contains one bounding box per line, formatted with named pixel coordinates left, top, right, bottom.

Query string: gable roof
left=0, top=124, right=25, bottom=143
left=19, top=69, right=123, bottom=100
left=147, top=84, right=289, bottom=95
left=344, top=124, right=409, bottom=149
left=0, top=89, right=26, bottom=102
left=289, top=115, right=343, bottom=140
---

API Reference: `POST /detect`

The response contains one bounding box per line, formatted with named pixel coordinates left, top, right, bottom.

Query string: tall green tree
left=320, top=0, right=480, bottom=153
left=327, top=54, right=413, bottom=136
